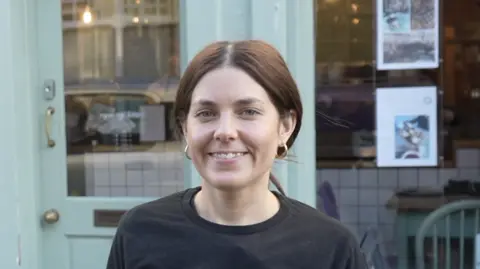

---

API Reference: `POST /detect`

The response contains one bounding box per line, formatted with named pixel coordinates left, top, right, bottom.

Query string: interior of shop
left=314, top=0, right=480, bottom=268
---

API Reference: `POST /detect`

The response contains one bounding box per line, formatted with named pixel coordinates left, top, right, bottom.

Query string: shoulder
left=283, top=197, right=367, bottom=268
left=117, top=188, right=192, bottom=234
left=106, top=189, right=197, bottom=267
left=284, top=197, right=353, bottom=240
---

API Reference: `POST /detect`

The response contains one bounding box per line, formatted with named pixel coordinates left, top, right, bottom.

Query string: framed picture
left=376, top=0, right=439, bottom=70
left=375, top=86, right=438, bottom=167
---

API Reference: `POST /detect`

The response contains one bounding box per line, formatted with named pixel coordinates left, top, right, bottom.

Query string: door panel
left=40, top=0, right=182, bottom=268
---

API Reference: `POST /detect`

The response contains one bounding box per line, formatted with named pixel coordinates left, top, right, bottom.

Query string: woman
left=106, top=40, right=367, bottom=269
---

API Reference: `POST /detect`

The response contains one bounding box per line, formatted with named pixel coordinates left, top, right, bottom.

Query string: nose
left=213, top=113, right=238, bottom=142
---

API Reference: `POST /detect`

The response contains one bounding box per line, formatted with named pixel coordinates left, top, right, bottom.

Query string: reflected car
left=64, top=78, right=184, bottom=197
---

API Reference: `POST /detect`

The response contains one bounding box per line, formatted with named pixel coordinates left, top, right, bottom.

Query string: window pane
left=316, top=13, right=349, bottom=42
left=122, top=25, right=178, bottom=81
left=62, top=0, right=182, bottom=198
left=349, top=41, right=373, bottom=62
left=63, top=28, right=116, bottom=82
left=316, top=42, right=349, bottom=62
left=313, top=0, right=480, bottom=267
left=350, top=15, right=373, bottom=42
left=315, top=0, right=377, bottom=164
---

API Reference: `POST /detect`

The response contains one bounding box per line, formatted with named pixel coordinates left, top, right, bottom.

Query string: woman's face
left=183, top=67, right=295, bottom=190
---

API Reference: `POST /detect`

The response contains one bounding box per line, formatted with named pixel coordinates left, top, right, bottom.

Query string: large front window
left=315, top=0, right=480, bottom=267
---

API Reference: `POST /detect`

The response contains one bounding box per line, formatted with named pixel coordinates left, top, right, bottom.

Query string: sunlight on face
left=184, top=67, right=289, bottom=190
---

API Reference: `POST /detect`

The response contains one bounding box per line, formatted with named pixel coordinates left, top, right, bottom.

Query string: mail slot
left=93, top=209, right=127, bottom=227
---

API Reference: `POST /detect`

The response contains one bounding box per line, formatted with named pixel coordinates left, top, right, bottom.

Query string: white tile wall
left=316, top=148, right=480, bottom=260
left=77, top=147, right=480, bottom=257
left=83, top=152, right=184, bottom=197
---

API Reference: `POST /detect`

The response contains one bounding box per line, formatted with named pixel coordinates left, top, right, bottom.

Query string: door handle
left=45, top=106, right=56, bottom=148
left=43, top=209, right=60, bottom=224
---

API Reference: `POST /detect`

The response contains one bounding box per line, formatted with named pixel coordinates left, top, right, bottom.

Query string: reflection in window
left=314, top=0, right=436, bottom=167
left=65, top=90, right=178, bottom=154
left=62, top=2, right=179, bottom=83
left=440, top=1, right=480, bottom=164
left=62, top=0, right=183, bottom=197
left=315, top=2, right=480, bottom=267
left=63, top=28, right=116, bottom=82
left=315, top=0, right=377, bottom=164
left=315, top=0, right=480, bottom=168
left=123, top=24, right=179, bottom=81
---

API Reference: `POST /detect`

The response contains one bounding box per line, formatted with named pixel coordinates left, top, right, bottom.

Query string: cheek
left=186, top=121, right=212, bottom=152
left=243, top=122, right=279, bottom=155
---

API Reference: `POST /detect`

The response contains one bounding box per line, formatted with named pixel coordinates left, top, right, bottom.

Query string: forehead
left=191, top=67, right=270, bottom=103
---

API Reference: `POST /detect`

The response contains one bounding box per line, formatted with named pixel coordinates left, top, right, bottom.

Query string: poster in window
left=376, top=0, right=439, bottom=70
left=375, top=86, right=438, bottom=167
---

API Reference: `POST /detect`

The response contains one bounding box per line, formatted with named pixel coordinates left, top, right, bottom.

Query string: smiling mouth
left=208, top=152, right=248, bottom=159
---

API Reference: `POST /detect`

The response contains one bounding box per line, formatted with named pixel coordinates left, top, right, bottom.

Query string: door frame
left=0, top=0, right=26, bottom=268
left=1, top=0, right=46, bottom=268
left=1, top=1, right=316, bottom=269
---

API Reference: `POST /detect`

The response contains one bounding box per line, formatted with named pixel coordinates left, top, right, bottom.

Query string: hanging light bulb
left=82, top=6, right=92, bottom=24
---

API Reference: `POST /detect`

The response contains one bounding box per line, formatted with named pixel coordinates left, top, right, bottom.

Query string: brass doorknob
left=43, top=209, right=60, bottom=224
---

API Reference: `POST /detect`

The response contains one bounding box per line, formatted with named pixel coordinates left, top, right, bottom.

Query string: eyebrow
left=191, top=97, right=265, bottom=107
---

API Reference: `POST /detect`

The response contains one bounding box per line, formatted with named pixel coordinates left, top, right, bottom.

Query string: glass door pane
left=62, top=0, right=183, bottom=197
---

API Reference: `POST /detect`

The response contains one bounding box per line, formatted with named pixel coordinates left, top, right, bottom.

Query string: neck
left=194, top=176, right=280, bottom=226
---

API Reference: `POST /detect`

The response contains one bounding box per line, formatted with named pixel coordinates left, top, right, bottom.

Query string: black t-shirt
left=106, top=187, right=368, bottom=269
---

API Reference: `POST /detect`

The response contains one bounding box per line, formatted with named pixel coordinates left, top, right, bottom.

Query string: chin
left=203, top=172, right=251, bottom=190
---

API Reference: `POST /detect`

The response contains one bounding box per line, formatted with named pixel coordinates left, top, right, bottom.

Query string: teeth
left=212, top=153, right=245, bottom=159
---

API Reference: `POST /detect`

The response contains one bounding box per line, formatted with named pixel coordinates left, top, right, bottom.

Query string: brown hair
left=174, top=40, right=303, bottom=195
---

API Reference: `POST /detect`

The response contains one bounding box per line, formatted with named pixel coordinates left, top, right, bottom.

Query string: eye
left=240, top=109, right=260, bottom=117
left=195, top=110, right=216, bottom=118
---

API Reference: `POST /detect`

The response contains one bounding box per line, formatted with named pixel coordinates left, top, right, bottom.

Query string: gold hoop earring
left=184, top=144, right=191, bottom=160
left=276, top=144, right=288, bottom=159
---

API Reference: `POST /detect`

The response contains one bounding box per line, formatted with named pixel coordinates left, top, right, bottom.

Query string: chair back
left=415, top=200, right=480, bottom=269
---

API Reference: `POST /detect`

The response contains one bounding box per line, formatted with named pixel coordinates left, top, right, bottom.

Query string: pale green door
left=37, top=0, right=315, bottom=268
left=39, top=1, right=189, bottom=268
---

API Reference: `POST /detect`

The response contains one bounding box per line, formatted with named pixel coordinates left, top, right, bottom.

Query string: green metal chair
left=415, top=200, right=480, bottom=269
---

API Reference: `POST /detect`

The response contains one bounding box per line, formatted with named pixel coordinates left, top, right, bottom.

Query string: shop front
left=0, top=1, right=315, bottom=268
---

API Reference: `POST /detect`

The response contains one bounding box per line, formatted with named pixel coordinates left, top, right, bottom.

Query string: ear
left=278, top=110, right=297, bottom=145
